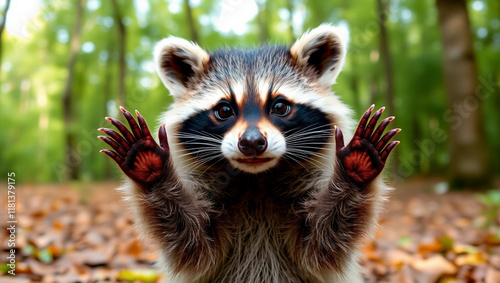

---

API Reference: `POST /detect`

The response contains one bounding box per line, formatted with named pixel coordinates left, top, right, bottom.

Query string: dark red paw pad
left=129, top=150, right=165, bottom=183
left=342, top=151, right=379, bottom=184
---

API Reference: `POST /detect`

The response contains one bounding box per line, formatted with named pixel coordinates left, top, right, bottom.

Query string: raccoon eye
left=214, top=102, right=234, bottom=120
left=271, top=99, right=291, bottom=117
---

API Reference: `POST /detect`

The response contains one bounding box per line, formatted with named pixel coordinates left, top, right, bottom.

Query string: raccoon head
left=154, top=24, right=352, bottom=174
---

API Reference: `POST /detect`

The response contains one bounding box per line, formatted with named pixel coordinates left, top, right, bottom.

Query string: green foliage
left=475, top=190, right=500, bottom=229
left=21, top=244, right=54, bottom=264
left=0, top=0, right=499, bottom=183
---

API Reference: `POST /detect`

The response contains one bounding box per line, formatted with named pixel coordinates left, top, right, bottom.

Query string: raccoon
left=99, top=24, right=400, bottom=283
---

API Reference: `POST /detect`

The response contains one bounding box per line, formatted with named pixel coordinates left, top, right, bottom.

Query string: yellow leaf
left=455, top=252, right=486, bottom=266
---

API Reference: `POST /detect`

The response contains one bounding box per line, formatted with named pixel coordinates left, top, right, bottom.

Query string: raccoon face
left=154, top=24, right=351, bottom=174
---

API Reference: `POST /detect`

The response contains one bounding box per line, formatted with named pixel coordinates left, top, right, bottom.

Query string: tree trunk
left=349, top=55, right=361, bottom=113
left=0, top=0, right=12, bottom=80
left=184, top=0, right=198, bottom=42
left=102, top=42, right=115, bottom=179
left=256, top=2, right=269, bottom=44
left=285, top=0, right=295, bottom=41
left=436, top=0, right=491, bottom=189
left=376, top=0, right=399, bottom=175
left=376, top=0, right=395, bottom=116
left=111, top=0, right=126, bottom=108
left=62, top=0, right=85, bottom=181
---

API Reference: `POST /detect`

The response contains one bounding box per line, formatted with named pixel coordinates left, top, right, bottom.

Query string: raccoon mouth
left=236, top=157, right=273, bottom=164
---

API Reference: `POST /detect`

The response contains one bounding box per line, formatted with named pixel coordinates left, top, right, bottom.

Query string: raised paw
left=335, top=105, right=400, bottom=185
left=98, top=106, right=170, bottom=184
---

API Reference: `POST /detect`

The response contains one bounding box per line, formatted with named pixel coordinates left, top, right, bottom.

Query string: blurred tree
left=0, top=0, right=11, bottom=79
left=102, top=40, right=115, bottom=179
left=376, top=0, right=399, bottom=173
left=257, top=1, right=270, bottom=44
left=62, top=0, right=86, bottom=180
left=285, top=0, right=295, bottom=41
left=111, top=0, right=127, bottom=108
left=1, top=0, right=499, bottom=183
left=184, top=0, right=199, bottom=42
left=436, top=0, right=492, bottom=188
left=376, top=0, right=395, bottom=117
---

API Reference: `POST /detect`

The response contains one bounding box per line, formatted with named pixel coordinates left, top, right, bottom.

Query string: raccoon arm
left=100, top=107, right=217, bottom=272
left=297, top=106, right=399, bottom=272
left=132, top=167, right=218, bottom=273
left=298, top=173, right=375, bottom=272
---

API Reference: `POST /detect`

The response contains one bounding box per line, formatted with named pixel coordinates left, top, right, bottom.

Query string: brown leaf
left=124, top=238, right=144, bottom=257
left=410, top=254, right=457, bottom=282
left=395, top=263, right=415, bottom=283
left=417, top=238, right=443, bottom=255
left=1, top=278, right=31, bottom=283
left=387, top=249, right=414, bottom=267
left=26, top=259, right=57, bottom=276
left=489, top=254, right=500, bottom=269
left=83, top=250, right=108, bottom=267
left=485, top=267, right=500, bottom=283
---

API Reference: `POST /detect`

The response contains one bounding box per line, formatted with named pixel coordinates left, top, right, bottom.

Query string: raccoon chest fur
left=194, top=170, right=324, bottom=282
left=208, top=193, right=305, bottom=282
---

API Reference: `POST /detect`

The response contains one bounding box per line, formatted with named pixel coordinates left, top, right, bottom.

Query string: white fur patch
left=221, top=124, right=286, bottom=174
left=231, top=82, right=245, bottom=105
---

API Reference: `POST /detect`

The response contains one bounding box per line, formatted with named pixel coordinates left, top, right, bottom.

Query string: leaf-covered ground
left=1, top=179, right=500, bottom=282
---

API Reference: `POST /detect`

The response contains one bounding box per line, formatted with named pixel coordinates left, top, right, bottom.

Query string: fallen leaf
left=453, top=244, right=478, bottom=255
left=455, top=252, right=487, bottom=266
left=410, top=254, right=457, bottom=282
left=117, top=269, right=160, bottom=283
left=485, top=267, right=500, bottom=283
left=387, top=249, right=414, bottom=266
left=395, top=263, right=414, bottom=283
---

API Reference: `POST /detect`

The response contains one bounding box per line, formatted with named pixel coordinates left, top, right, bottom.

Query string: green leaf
left=438, top=235, right=454, bottom=251
left=37, top=248, right=54, bottom=263
left=397, top=235, right=413, bottom=249
left=23, top=244, right=36, bottom=257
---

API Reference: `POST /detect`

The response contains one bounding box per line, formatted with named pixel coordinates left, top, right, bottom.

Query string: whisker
left=287, top=146, right=333, bottom=154
left=285, top=150, right=329, bottom=168
left=286, top=130, right=333, bottom=140
left=183, top=129, right=223, bottom=140
left=176, top=148, right=221, bottom=158
left=283, top=154, right=310, bottom=172
left=282, top=122, right=333, bottom=136
left=200, top=156, right=227, bottom=175
left=174, top=135, right=222, bottom=143
left=287, top=148, right=331, bottom=159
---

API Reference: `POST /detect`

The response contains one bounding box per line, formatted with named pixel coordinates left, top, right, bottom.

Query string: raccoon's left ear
left=154, top=37, right=209, bottom=100
left=290, top=24, right=348, bottom=87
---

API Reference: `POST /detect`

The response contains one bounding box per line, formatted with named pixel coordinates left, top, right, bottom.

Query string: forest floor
left=1, top=178, right=500, bottom=283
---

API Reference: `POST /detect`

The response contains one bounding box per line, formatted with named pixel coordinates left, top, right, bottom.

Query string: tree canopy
left=1, top=0, right=499, bottom=185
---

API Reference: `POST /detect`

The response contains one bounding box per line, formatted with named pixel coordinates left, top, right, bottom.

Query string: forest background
left=1, top=0, right=500, bottom=282
left=0, top=0, right=499, bottom=188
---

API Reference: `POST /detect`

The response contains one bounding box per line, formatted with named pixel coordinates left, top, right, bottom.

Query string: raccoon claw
left=99, top=107, right=169, bottom=184
left=335, top=106, right=400, bottom=185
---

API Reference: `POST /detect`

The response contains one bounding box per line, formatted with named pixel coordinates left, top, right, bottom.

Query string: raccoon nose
left=238, top=128, right=267, bottom=156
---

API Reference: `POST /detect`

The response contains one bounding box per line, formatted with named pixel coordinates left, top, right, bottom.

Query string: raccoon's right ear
left=154, top=37, right=209, bottom=99
left=290, top=24, right=348, bottom=88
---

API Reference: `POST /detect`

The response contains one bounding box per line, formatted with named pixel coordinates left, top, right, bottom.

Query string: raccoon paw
left=335, top=105, right=400, bottom=185
left=99, top=107, right=169, bottom=184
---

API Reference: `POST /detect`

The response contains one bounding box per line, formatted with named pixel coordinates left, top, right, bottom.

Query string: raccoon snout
left=238, top=128, right=267, bottom=156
